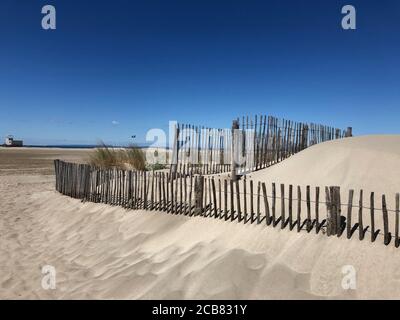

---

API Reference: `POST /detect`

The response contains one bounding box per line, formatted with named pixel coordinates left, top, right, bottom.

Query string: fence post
left=231, top=119, right=239, bottom=181
left=326, top=186, right=340, bottom=236
left=170, top=123, right=180, bottom=180
left=396, top=193, right=399, bottom=248
left=346, top=190, right=354, bottom=239
left=382, top=195, right=390, bottom=245
left=345, top=127, right=353, bottom=137
left=301, top=125, right=308, bottom=150
left=54, top=160, right=59, bottom=192
left=194, top=175, right=204, bottom=216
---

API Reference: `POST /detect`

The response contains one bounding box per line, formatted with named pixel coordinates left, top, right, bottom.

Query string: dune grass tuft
left=89, top=142, right=146, bottom=171
left=124, top=145, right=146, bottom=171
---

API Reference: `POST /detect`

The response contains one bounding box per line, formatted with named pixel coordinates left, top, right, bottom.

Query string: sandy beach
left=3, top=0, right=400, bottom=306
left=1, top=136, right=400, bottom=299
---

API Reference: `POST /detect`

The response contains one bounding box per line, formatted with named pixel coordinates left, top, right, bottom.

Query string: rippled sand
left=1, top=141, right=400, bottom=299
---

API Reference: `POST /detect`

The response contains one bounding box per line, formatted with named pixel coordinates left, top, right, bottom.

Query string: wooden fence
left=235, top=115, right=350, bottom=174
left=54, top=160, right=399, bottom=248
left=170, top=125, right=232, bottom=175
left=171, top=115, right=351, bottom=177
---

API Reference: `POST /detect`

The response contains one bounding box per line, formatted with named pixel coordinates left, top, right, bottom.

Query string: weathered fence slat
left=230, top=179, right=235, bottom=221
left=382, top=195, right=390, bottom=245
left=370, top=192, right=375, bottom=242
left=212, top=178, right=217, bottom=218
left=217, top=179, right=221, bottom=219
left=297, top=186, right=301, bottom=232
left=315, top=187, right=320, bottom=233
left=396, top=193, right=399, bottom=248
left=288, top=184, right=293, bottom=229
left=257, top=182, right=261, bottom=224
left=243, top=178, right=247, bottom=222
left=224, top=179, right=228, bottom=220
left=235, top=180, right=241, bottom=222
left=347, top=190, right=354, bottom=239
left=306, top=186, right=311, bottom=232
left=250, top=180, right=254, bottom=222
left=262, top=183, right=270, bottom=225
left=280, top=184, right=285, bottom=229
left=359, top=190, right=364, bottom=240
left=272, top=183, right=276, bottom=226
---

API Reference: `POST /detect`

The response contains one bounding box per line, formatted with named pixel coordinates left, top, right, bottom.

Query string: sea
left=21, top=144, right=163, bottom=149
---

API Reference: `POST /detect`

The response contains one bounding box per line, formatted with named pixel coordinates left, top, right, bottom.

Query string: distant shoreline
left=0, top=144, right=168, bottom=150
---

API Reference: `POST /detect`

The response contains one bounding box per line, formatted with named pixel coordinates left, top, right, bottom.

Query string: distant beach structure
left=4, top=135, right=23, bottom=147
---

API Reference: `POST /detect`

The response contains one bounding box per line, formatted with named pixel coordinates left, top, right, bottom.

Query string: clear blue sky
left=1, top=0, right=399, bottom=145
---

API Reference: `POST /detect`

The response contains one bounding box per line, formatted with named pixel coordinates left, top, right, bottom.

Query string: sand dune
left=249, top=135, right=400, bottom=197
left=2, top=183, right=399, bottom=299
left=1, top=137, right=400, bottom=299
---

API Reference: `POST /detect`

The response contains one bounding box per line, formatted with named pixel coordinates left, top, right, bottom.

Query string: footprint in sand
left=245, top=254, right=267, bottom=271
left=1, top=277, right=14, bottom=290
